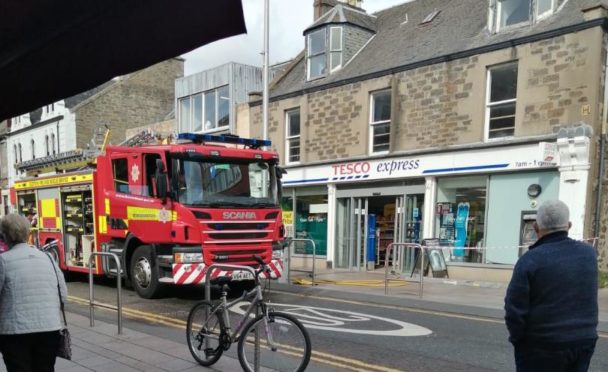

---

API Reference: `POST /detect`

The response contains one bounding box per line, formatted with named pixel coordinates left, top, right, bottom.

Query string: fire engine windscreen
left=176, top=159, right=278, bottom=207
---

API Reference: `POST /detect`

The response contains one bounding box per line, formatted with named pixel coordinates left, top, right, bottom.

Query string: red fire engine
left=11, top=132, right=286, bottom=298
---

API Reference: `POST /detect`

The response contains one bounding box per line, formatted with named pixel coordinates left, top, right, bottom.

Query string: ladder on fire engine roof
left=16, top=126, right=115, bottom=177
left=16, top=127, right=171, bottom=177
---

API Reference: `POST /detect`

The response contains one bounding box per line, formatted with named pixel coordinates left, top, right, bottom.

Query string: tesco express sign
left=332, top=159, right=420, bottom=177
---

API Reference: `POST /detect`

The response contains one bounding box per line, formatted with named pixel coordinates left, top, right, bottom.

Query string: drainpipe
left=594, top=45, right=608, bottom=238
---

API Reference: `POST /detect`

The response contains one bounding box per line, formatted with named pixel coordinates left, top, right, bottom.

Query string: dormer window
left=330, top=27, right=343, bottom=72
left=307, top=29, right=327, bottom=80
left=492, top=0, right=557, bottom=32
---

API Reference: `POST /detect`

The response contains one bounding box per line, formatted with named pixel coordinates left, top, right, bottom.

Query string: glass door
left=393, top=193, right=425, bottom=273
left=335, top=197, right=368, bottom=270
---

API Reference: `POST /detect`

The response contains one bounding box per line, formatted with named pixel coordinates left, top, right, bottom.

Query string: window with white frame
left=285, top=108, right=301, bottom=163
left=369, top=90, right=391, bottom=153
left=498, top=0, right=530, bottom=29
left=178, top=85, right=230, bottom=133
left=330, top=27, right=343, bottom=72
left=51, top=133, right=56, bottom=154
left=536, top=0, right=554, bottom=19
left=494, top=0, right=557, bottom=31
left=486, top=62, right=518, bottom=140
left=307, top=29, right=327, bottom=80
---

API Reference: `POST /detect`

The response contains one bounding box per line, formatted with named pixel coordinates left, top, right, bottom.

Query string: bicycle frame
left=220, top=283, right=266, bottom=342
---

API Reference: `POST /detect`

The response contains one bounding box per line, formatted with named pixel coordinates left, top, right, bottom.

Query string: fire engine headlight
left=175, top=252, right=203, bottom=264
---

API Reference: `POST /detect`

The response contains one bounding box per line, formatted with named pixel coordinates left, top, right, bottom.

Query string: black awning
left=0, top=0, right=247, bottom=121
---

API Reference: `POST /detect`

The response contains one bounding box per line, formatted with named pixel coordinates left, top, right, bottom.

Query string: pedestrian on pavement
left=0, top=213, right=68, bottom=372
left=504, top=200, right=598, bottom=372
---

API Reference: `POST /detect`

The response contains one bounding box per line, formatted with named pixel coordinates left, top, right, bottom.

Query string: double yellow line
left=67, top=295, right=404, bottom=372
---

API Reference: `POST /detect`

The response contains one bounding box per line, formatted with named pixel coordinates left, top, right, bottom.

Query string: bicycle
left=186, top=255, right=311, bottom=372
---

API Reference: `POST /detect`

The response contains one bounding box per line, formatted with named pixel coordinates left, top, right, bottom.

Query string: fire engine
left=11, top=131, right=286, bottom=298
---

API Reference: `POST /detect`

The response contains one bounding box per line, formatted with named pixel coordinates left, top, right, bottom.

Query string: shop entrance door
left=335, top=185, right=425, bottom=271
left=392, top=194, right=424, bottom=273
left=335, top=197, right=368, bottom=270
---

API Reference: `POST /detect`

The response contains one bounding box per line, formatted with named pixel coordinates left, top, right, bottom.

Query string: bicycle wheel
left=186, top=301, right=225, bottom=366
left=238, top=311, right=311, bottom=372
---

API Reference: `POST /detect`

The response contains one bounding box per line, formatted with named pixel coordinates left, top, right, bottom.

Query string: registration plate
left=231, top=271, right=254, bottom=281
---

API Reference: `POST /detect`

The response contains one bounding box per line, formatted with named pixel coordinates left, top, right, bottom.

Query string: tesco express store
left=280, top=137, right=591, bottom=281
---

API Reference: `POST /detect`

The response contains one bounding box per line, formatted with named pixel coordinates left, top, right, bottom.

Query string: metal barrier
left=204, top=264, right=261, bottom=372
left=88, top=252, right=122, bottom=334
left=384, top=243, right=424, bottom=297
left=286, top=238, right=317, bottom=286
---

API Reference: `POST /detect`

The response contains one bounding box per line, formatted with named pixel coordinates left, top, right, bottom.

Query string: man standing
left=505, top=200, right=598, bottom=371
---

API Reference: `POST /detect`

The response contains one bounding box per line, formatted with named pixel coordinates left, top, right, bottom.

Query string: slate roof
left=29, top=80, right=114, bottom=125
left=271, top=0, right=602, bottom=99
left=305, top=3, right=377, bottom=33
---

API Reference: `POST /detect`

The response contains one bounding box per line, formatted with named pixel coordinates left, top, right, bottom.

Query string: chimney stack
left=313, top=0, right=338, bottom=21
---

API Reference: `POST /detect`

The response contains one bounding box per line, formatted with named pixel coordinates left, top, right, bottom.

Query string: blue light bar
left=177, top=133, right=271, bottom=148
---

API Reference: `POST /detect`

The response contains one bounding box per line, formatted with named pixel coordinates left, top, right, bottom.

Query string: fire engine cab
left=11, top=132, right=286, bottom=298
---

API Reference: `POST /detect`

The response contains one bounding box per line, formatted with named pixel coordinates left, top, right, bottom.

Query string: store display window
left=436, top=176, right=487, bottom=263
left=281, top=190, right=328, bottom=256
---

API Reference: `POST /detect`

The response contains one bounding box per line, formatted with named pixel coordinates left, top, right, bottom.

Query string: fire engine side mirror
left=276, top=166, right=287, bottom=179
left=155, top=159, right=168, bottom=203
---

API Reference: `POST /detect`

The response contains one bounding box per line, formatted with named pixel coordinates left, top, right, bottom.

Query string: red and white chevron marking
left=172, top=259, right=283, bottom=285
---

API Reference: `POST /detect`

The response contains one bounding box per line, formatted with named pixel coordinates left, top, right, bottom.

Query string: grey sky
left=183, top=0, right=411, bottom=75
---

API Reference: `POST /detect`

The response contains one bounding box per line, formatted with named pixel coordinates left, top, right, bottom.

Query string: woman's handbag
left=45, top=252, right=72, bottom=360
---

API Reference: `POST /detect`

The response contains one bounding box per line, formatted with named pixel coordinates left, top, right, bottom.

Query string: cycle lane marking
left=67, top=295, right=405, bottom=372
left=230, top=302, right=432, bottom=337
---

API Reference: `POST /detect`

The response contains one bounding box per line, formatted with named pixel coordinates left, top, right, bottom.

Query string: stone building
left=6, top=58, right=183, bottom=198
left=249, top=0, right=608, bottom=279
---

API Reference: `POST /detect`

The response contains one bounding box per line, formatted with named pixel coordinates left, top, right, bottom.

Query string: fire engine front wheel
left=131, top=245, right=164, bottom=299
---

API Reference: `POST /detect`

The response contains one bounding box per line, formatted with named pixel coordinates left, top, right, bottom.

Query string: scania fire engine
left=10, top=132, right=286, bottom=298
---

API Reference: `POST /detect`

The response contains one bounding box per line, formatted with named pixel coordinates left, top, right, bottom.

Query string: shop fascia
left=283, top=142, right=559, bottom=186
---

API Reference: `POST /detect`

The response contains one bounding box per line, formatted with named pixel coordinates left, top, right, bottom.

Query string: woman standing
left=0, top=213, right=68, bottom=372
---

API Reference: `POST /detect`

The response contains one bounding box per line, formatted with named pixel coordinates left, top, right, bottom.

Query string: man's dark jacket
left=505, top=231, right=598, bottom=347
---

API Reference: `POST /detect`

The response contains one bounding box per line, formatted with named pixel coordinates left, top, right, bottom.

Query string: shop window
left=285, top=108, right=301, bottom=164
left=294, top=195, right=328, bottom=256
left=486, top=62, right=518, bottom=140
left=369, top=89, right=391, bottom=153
left=307, top=29, right=326, bottom=80
left=112, top=158, right=130, bottom=194
left=436, top=176, right=487, bottom=263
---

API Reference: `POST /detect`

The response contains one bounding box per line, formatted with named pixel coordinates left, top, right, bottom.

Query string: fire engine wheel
left=131, top=245, right=163, bottom=299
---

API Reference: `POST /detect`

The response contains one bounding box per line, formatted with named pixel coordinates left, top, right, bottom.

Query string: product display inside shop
left=436, top=176, right=486, bottom=263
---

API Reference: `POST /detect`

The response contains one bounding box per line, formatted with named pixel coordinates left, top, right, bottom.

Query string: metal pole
left=287, top=240, right=291, bottom=284
left=384, top=243, right=392, bottom=295
left=88, top=252, right=122, bottom=334
left=419, top=246, right=424, bottom=298
left=311, top=240, right=316, bottom=285
left=262, top=0, right=269, bottom=143
left=89, top=259, right=95, bottom=327
left=116, top=259, right=122, bottom=334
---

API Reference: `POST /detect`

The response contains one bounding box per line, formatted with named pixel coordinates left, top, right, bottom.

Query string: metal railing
left=88, top=252, right=123, bottom=334
left=285, top=238, right=317, bottom=286
left=384, top=243, right=424, bottom=297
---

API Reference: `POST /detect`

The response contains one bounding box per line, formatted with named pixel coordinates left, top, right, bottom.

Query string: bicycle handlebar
left=252, top=255, right=270, bottom=280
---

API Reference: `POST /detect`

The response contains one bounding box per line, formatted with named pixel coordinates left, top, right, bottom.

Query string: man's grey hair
left=536, top=200, right=570, bottom=232
left=0, top=213, right=31, bottom=247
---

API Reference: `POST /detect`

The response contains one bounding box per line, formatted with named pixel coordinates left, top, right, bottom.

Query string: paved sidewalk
left=0, top=312, right=241, bottom=372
